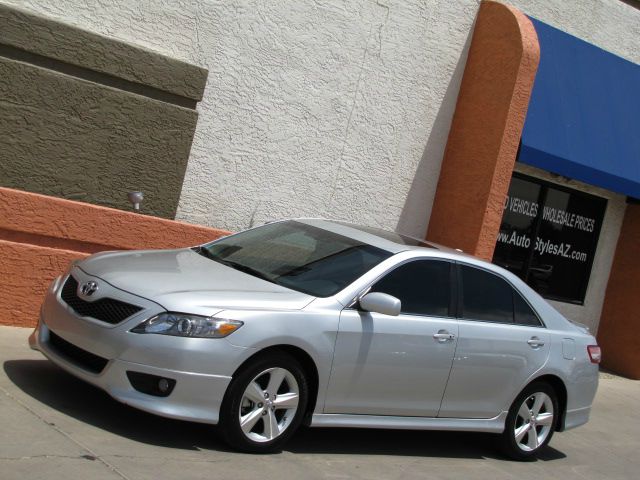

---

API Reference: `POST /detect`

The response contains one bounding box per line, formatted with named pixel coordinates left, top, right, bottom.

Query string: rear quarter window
left=459, top=264, right=542, bottom=327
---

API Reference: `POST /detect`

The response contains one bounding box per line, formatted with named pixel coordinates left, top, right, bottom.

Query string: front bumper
left=29, top=269, right=252, bottom=424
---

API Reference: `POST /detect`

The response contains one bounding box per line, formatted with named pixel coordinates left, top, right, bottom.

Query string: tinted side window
left=514, top=292, right=542, bottom=326
left=370, top=260, right=450, bottom=316
left=460, top=265, right=514, bottom=323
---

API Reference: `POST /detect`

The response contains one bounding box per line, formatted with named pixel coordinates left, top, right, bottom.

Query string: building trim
left=0, top=3, right=208, bottom=101
left=0, top=43, right=197, bottom=109
left=0, top=187, right=230, bottom=328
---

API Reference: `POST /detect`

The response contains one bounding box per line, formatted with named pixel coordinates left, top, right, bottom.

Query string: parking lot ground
left=1, top=325, right=638, bottom=480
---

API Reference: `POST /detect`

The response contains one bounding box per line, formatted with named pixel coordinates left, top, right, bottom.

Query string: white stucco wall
left=2, top=0, right=480, bottom=236
left=172, top=0, right=478, bottom=236
left=5, top=0, right=639, bottom=237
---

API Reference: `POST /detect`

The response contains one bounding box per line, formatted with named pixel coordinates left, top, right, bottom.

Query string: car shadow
left=288, top=427, right=566, bottom=461
left=3, top=359, right=224, bottom=451
left=4, top=359, right=566, bottom=461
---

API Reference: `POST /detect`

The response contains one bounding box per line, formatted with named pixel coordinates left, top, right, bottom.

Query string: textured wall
left=2, top=0, right=638, bottom=234
left=2, top=0, right=480, bottom=237
left=0, top=4, right=207, bottom=100
left=598, top=203, right=640, bottom=379
left=0, top=4, right=207, bottom=218
left=509, top=0, right=640, bottom=65
left=0, top=187, right=230, bottom=328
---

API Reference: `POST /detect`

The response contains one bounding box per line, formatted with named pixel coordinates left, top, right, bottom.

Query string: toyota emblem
left=80, top=281, right=99, bottom=297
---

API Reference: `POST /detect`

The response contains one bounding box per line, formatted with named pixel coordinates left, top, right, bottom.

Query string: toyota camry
left=29, top=219, right=600, bottom=459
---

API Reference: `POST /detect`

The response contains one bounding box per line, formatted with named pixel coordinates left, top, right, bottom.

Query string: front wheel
left=219, top=352, right=309, bottom=453
left=500, top=382, right=558, bottom=460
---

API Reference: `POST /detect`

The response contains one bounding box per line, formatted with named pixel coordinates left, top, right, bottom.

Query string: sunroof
left=335, top=221, right=437, bottom=249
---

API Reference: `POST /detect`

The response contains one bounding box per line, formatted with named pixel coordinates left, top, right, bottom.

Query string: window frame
left=454, top=262, right=545, bottom=328
left=493, top=171, right=607, bottom=305
left=348, top=257, right=457, bottom=319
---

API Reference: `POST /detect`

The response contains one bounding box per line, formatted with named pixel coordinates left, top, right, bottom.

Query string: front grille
left=61, top=276, right=142, bottom=324
left=48, top=330, right=109, bottom=374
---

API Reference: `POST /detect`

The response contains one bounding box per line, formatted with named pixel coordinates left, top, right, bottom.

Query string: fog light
left=126, top=371, right=176, bottom=397
left=158, top=378, right=170, bottom=393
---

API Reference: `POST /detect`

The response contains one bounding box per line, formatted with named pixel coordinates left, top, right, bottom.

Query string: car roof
left=294, top=218, right=470, bottom=257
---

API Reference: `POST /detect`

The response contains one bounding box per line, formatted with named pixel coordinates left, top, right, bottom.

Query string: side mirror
left=359, top=292, right=401, bottom=316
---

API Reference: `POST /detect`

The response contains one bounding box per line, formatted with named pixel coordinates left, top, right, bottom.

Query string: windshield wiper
left=276, top=265, right=310, bottom=278
left=217, top=259, right=275, bottom=284
left=192, top=246, right=217, bottom=261
left=193, top=247, right=273, bottom=283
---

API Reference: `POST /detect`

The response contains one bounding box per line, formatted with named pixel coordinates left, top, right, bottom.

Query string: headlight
left=131, top=313, right=243, bottom=338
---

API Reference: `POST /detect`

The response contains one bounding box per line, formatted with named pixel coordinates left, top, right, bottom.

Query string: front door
left=324, top=259, right=458, bottom=417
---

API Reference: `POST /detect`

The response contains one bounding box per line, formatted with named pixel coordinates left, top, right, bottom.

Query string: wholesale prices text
left=504, top=196, right=597, bottom=232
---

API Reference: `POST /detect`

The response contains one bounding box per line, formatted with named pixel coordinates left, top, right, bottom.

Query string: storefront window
left=492, top=173, right=607, bottom=304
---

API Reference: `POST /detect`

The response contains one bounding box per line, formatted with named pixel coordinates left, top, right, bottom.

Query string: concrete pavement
left=1, top=325, right=638, bottom=480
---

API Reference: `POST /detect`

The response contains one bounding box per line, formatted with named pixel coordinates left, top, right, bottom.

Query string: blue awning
left=519, top=18, right=640, bottom=198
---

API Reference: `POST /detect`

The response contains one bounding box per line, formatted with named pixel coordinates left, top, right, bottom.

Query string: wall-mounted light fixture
left=127, top=191, right=144, bottom=212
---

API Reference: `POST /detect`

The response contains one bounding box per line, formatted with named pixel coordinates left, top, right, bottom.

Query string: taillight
left=587, top=345, right=601, bottom=364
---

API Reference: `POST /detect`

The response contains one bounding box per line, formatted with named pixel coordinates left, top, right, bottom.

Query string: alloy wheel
left=514, top=391, right=555, bottom=452
left=238, top=367, right=300, bottom=443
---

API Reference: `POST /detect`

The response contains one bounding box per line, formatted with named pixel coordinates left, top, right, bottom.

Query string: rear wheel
left=501, top=382, right=558, bottom=460
left=219, top=352, right=308, bottom=452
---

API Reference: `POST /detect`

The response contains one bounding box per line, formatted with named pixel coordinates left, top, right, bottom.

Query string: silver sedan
left=29, top=219, right=600, bottom=459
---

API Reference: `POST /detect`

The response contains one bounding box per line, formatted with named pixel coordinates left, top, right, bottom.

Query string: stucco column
left=597, top=203, right=640, bottom=379
left=426, top=0, right=540, bottom=260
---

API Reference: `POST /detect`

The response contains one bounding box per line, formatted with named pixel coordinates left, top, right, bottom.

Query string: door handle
left=527, top=337, right=545, bottom=348
left=433, top=330, right=455, bottom=343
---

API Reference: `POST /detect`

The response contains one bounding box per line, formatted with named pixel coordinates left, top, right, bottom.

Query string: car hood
left=78, top=249, right=316, bottom=313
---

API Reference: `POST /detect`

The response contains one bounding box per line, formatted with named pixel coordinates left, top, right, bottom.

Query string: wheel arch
left=526, top=374, right=568, bottom=431
left=229, top=344, right=320, bottom=423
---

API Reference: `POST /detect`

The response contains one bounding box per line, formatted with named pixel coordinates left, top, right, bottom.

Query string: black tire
left=500, top=381, right=559, bottom=461
left=218, top=351, right=309, bottom=453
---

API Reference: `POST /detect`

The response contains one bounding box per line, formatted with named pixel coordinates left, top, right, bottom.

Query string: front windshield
left=196, top=221, right=392, bottom=297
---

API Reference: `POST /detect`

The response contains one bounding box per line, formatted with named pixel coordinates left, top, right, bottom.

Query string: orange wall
left=0, top=187, right=230, bottom=327
left=597, top=204, right=640, bottom=380
left=426, top=0, right=540, bottom=260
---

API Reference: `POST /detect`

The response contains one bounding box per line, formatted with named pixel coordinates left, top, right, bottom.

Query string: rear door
left=438, top=263, right=550, bottom=418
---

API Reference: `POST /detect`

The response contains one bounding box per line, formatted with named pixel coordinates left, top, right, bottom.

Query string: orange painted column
left=426, top=0, right=540, bottom=260
left=597, top=204, right=640, bottom=379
